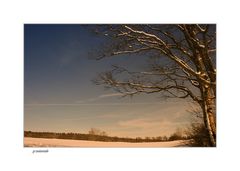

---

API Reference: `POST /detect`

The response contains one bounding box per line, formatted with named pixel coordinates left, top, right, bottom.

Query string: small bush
left=186, top=123, right=212, bottom=147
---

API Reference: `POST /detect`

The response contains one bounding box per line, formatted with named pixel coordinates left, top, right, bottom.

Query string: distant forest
left=24, top=129, right=188, bottom=143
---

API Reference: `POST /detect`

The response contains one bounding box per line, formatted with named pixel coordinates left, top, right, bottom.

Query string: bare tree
left=90, top=24, right=216, bottom=146
left=88, top=128, right=108, bottom=136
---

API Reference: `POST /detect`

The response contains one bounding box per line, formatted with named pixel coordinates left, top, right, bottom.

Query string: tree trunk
left=205, top=87, right=216, bottom=138
left=201, top=86, right=216, bottom=146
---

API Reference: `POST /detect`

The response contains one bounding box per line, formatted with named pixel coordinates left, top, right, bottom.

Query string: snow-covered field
left=24, top=137, right=190, bottom=147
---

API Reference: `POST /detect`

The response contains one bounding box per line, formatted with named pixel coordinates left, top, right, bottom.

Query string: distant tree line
left=24, top=128, right=189, bottom=143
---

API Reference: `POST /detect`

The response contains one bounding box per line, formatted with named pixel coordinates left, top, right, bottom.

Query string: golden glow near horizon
left=24, top=95, right=191, bottom=137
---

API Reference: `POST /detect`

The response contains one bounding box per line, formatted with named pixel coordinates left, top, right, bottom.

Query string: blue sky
left=24, top=24, right=192, bottom=138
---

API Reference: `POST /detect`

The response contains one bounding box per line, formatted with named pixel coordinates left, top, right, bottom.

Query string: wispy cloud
left=117, top=111, right=189, bottom=131
left=98, top=93, right=123, bottom=98
left=75, top=93, right=123, bottom=104
left=24, top=93, right=125, bottom=106
left=118, top=118, right=160, bottom=128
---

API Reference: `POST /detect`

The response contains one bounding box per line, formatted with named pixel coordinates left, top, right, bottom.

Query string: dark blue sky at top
left=25, top=25, right=96, bottom=103
left=24, top=24, right=151, bottom=104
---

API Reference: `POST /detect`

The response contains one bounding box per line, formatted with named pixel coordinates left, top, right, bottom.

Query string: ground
left=24, top=137, right=190, bottom=147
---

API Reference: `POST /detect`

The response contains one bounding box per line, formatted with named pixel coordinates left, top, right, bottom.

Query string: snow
left=24, top=137, right=190, bottom=147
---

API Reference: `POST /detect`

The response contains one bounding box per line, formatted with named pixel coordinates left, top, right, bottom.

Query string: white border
left=1, top=0, right=240, bottom=170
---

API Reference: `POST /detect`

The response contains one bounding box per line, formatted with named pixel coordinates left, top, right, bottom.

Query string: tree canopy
left=91, top=24, right=216, bottom=146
